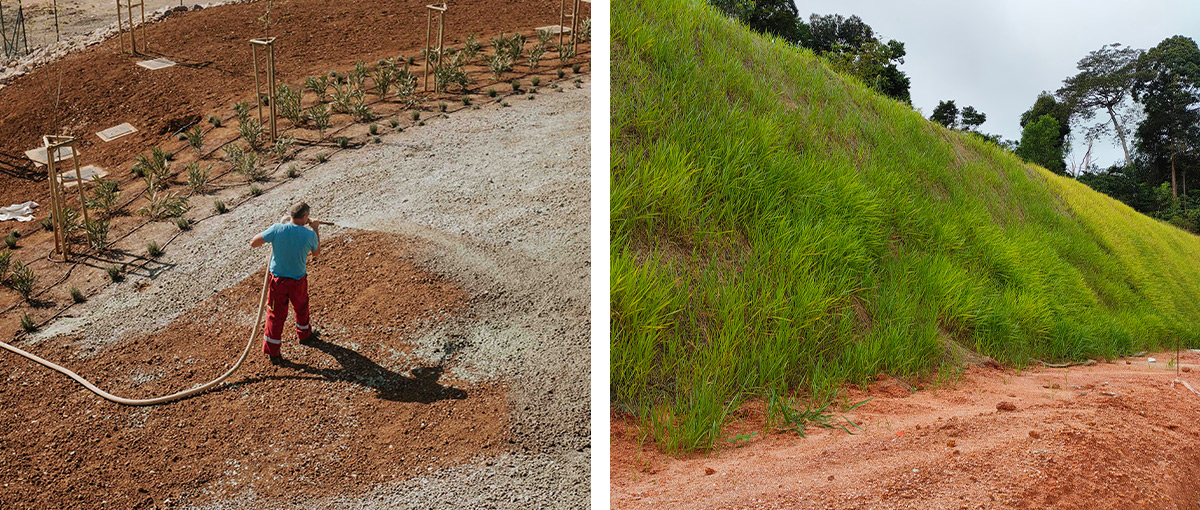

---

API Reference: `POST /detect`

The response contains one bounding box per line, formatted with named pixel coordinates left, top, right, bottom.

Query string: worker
left=250, top=202, right=321, bottom=364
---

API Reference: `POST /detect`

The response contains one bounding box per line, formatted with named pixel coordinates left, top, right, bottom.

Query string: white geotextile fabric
left=0, top=201, right=38, bottom=222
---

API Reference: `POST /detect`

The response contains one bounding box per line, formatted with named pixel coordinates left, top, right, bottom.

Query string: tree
left=1058, top=43, right=1143, bottom=167
left=1133, top=36, right=1200, bottom=197
left=960, top=106, right=986, bottom=131
left=711, top=0, right=801, bottom=44
left=1016, top=115, right=1067, bottom=175
left=930, top=100, right=958, bottom=129
left=800, top=14, right=911, bottom=104
left=1019, top=92, right=1070, bottom=173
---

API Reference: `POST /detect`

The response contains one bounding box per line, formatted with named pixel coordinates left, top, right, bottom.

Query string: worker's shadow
left=275, top=336, right=468, bottom=404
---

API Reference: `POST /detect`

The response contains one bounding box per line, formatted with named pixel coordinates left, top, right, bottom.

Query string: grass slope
left=611, top=0, right=1200, bottom=451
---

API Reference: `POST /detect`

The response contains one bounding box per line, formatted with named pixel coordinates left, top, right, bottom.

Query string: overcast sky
left=795, top=0, right=1200, bottom=170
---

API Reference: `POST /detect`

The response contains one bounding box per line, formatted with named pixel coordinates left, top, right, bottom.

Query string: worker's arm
left=250, top=233, right=266, bottom=248
left=309, top=221, right=321, bottom=260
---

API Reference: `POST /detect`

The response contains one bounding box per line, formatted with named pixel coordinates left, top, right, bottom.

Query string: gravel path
left=37, top=78, right=591, bottom=508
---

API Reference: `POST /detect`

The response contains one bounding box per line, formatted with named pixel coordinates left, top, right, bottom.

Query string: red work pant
left=262, top=274, right=311, bottom=356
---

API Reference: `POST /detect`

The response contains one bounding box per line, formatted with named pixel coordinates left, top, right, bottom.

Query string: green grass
left=612, top=0, right=1200, bottom=452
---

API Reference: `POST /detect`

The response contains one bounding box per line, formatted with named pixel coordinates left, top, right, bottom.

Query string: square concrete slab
left=24, top=145, right=76, bottom=166
left=535, top=25, right=571, bottom=34
left=60, top=165, right=107, bottom=188
left=136, top=58, right=177, bottom=70
left=97, top=122, right=137, bottom=142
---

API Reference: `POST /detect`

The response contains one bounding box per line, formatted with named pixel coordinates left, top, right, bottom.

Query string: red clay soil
left=0, top=230, right=507, bottom=508
left=0, top=0, right=589, bottom=343
left=612, top=353, right=1200, bottom=510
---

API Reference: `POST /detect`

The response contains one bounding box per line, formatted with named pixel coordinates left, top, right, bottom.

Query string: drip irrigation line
left=1, top=250, right=271, bottom=406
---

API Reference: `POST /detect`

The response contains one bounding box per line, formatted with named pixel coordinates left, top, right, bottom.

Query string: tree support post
left=250, top=37, right=278, bottom=142
left=424, top=3, right=446, bottom=92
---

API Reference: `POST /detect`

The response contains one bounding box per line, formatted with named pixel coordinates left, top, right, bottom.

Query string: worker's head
left=289, top=202, right=310, bottom=224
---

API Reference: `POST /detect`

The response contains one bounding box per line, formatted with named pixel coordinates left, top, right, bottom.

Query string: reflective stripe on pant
left=262, top=274, right=311, bottom=356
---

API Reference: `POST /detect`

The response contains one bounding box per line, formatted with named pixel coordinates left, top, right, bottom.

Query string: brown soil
left=0, top=230, right=508, bottom=508
left=612, top=353, right=1200, bottom=509
left=0, top=0, right=589, bottom=337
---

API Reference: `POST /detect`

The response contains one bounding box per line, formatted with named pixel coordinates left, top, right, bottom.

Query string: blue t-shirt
left=261, top=222, right=319, bottom=279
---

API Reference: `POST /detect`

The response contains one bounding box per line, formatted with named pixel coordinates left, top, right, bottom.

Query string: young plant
left=213, top=199, right=228, bottom=214
left=462, top=96, right=472, bottom=106
left=536, top=29, right=553, bottom=48
left=434, top=52, right=470, bottom=92
left=10, top=261, right=34, bottom=301
left=233, top=100, right=252, bottom=125
left=4, top=232, right=17, bottom=250
left=133, top=148, right=171, bottom=189
left=557, top=68, right=565, bottom=79
left=349, top=61, right=370, bottom=92
left=487, top=50, right=514, bottom=80
left=573, top=63, right=582, bottom=74
left=272, top=136, right=295, bottom=160
left=20, top=312, right=35, bottom=332
left=70, top=287, right=85, bottom=303
left=186, top=125, right=205, bottom=154
left=305, top=75, right=331, bottom=102
left=308, top=104, right=332, bottom=136
left=187, top=163, right=211, bottom=193
left=388, top=118, right=400, bottom=129
left=531, top=76, right=541, bottom=87
left=558, top=43, right=576, bottom=67
left=350, top=101, right=376, bottom=122
left=336, top=137, right=350, bottom=149
left=368, top=123, right=379, bottom=135
left=487, top=88, right=498, bottom=98
left=410, top=111, right=420, bottom=121
left=438, top=102, right=447, bottom=112
left=175, top=217, right=192, bottom=231
left=85, top=179, right=122, bottom=218
left=208, top=115, right=223, bottom=127
left=239, top=119, right=264, bottom=150
left=84, top=219, right=110, bottom=251
left=0, top=249, right=9, bottom=282
left=139, top=190, right=190, bottom=220
left=315, top=152, right=329, bottom=163
left=106, top=265, right=122, bottom=282
left=61, top=207, right=82, bottom=236
left=276, top=84, right=304, bottom=126
left=372, top=59, right=397, bottom=98
left=40, top=217, right=54, bottom=231
left=463, top=33, right=481, bottom=62
left=146, top=241, right=163, bottom=258
left=394, top=67, right=418, bottom=107
left=511, top=80, right=521, bottom=92
left=579, top=18, right=591, bottom=41
left=372, top=136, right=381, bottom=144
left=250, top=185, right=263, bottom=196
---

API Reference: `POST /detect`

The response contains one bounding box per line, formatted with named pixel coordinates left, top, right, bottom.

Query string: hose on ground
left=0, top=251, right=272, bottom=406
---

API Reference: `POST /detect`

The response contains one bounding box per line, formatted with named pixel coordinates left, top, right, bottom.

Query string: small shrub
left=70, top=287, right=85, bottom=303
left=438, top=102, right=447, bottom=112
left=388, top=118, right=400, bottom=128
left=557, top=68, right=565, bottom=79
left=133, top=148, right=171, bottom=190
left=272, top=136, right=295, bottom=160
left=3, top=233, right=16, bottom=249
left=368, top=123, right=379, bottom=135
left=462, top=96, right=472, bottom=106
left=487, top=50, right=514, bottom=80
left=10, top=261, right=34, bottom=301
left=139, top=190, right=190, bottom=220
left=41, top=217, right=54, bottom=231
left=208, top=115, right=222, bottom=127
left=500, top=102, right=509, bottom=108
left=106, top=265, right=122, bottom=282
left=511, top=80, right=521, bottom=92
left=573, top=63, right=582, bottom=74
left=175, top=217, right=192, bottom=231
left=286, top=164, right=299, bottom=178
left=213, top=199, right=228, bottom=214
left=186, top=125, right=205, bottom=154
left=239, top=119, right=264, bottom=150
left=529, top=42, right=545, bottom=72
left=434, top=52, right=470, bottom=92
left=308, top=104, right=332, bottom=135
left=187, top=163, right=210, bottom=193
left=226, top=146, right=266, bottom=182
left=372, top=136, right=381, bottom=144
left=574, top=78, right=583, bottom=88
left=84, top=219, right=110, bottom=251
left=579, top=17, right=591, bottom=41
left=146, top=241, right=163, bottom=258
left=250, top=185, right=263, bottom=196
left=558, top=43, right=576, bottom=67
left=418, top=120, right=426, bottom=126
left=305, top=75, right=331, bottom=102
left=410, top=111, right=420, bottom=121
left=20, top=312, right=35, bottom=332
left=463, top=33, right=482, bottom=62
left=531, top=77, right=541, bottom=87
left=233, top=100, right=252, bottom=125
left=487, top=88, right=497, bottom=98
left=394, top=67, right=418, bottom=107
left=350, top=101, right=376, bottom=122
left=372, top=59, right=397, bottom=98
left=85, top=179, right=122, bottom=218
left=336, top=137, right=350, bottom=149
left=537, top=28, right=554, bottom=48
left=315, top=153, right=329, bottom=163
left=276, top=84, right=305, bottom=126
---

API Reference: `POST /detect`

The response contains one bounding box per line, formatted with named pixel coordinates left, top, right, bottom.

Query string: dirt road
left=612, top=351, right=1200, bottom=509
left=0, top=74, right=590, bottom=509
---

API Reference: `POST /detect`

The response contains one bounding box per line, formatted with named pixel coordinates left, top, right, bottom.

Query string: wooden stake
left=424, top=4, right=446, bottom=92
left=250, top=37, right=278, bottom=141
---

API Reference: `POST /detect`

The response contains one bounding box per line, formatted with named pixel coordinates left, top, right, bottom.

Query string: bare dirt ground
left=612, top=352, right=1200, bottom=510
left=11, top=0, right=184, bottom=51
left=0, top=1, right=591, bottom=501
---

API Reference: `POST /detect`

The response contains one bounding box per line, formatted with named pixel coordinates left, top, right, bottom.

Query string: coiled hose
left=0, top=252, right=272, bottom=406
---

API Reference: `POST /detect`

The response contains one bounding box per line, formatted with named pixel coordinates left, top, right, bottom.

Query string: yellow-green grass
left=611, top=0, right=1200, bottom=452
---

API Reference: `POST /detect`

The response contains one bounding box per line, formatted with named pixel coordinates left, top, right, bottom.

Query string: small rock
left=1184, top=366, right=1192, bottom=373
left=996, top=401, right=1017, bottom=412
left=1028, top=430, right=1040, bottom=439
left=703, top=467, right=715, bottom=476
left=827, top=475, right=834, bottom=481
left=947, top=440, right=957, bottom=448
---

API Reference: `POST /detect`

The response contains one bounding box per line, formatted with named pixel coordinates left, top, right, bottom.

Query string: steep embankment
left=611, top=0, right=1200, bottom=450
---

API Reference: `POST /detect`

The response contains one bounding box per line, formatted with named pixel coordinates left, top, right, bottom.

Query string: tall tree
left=1133, top=36, right=1200, bottom=197
left=930, top=100, right=958, bottom=129
left=711, top=0, right=801, bottom=44
left=802, top=14, right=874, bottom=53
left=1058, top=43, right=1143, bottom=167
left=960, top=106, right=986, bottom=131
left=1016, top=115, right=1067, bottom=175
left=800, top=14, right=911, bottom=104
left=1019, top=92, right=1071, bottom=173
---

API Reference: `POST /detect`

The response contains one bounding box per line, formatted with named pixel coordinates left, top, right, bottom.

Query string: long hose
left=0, top=251, right=272, bottom=406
